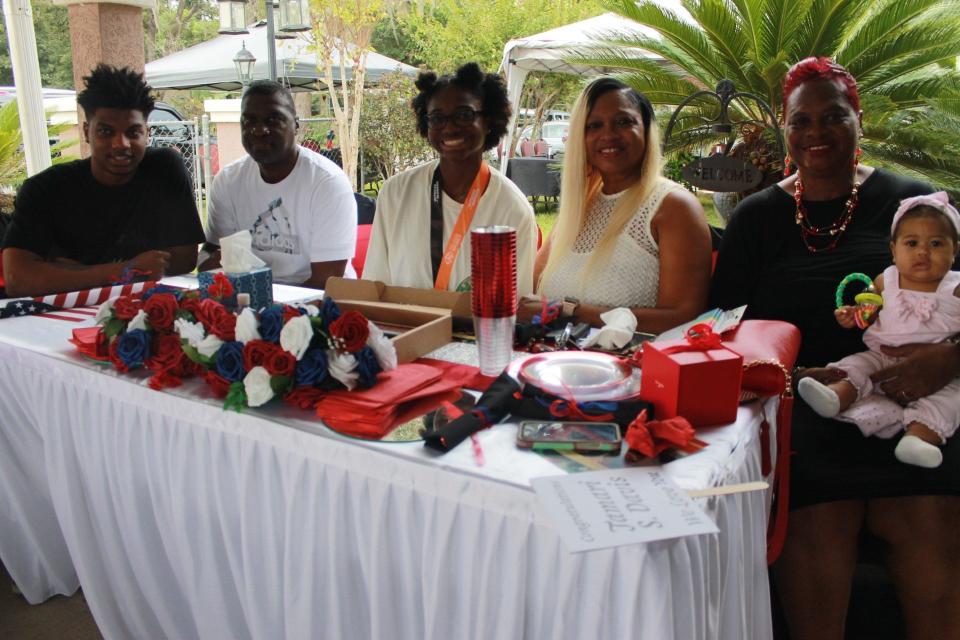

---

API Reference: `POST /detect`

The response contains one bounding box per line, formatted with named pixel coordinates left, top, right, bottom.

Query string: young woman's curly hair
left=411, top=62, right=511, bottom=152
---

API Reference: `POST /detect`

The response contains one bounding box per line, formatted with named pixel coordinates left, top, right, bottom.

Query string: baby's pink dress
left=828, top=265, right=960, bottom=440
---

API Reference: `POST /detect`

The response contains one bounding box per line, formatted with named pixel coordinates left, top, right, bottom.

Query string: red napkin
left=414, top=357, right=496, bottom=391
left=316, top=363, right=464, bottom=439
left=69, top=326, right=109, bottom=360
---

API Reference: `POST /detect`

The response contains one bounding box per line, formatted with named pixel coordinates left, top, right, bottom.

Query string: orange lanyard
left=433, top=161, right=491, bottom=290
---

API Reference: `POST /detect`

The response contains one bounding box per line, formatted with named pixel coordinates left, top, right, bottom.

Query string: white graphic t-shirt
left=206, top=146, right=357, bottom=284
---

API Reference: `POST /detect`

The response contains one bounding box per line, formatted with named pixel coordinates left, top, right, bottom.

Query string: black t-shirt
left=3, top=148, right=205, bottom=264
left=709, top=169, right=936, bottom=367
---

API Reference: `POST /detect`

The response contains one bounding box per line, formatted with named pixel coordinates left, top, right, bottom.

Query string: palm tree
left=580, top=0, right=960, bottom=195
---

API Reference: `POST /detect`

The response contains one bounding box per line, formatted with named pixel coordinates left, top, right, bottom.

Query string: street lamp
left=233, top=41, right=257, bottom=87
left=217, top=0, right=249, bottom=35
left=217, top=0, right=310, bottom=81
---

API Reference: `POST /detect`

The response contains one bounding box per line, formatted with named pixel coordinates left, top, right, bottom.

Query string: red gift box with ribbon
left=639, top=323, right=743, bottom=427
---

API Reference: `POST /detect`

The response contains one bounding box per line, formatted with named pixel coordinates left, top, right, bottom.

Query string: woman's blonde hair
left=537, top=78, right=663, bottom=296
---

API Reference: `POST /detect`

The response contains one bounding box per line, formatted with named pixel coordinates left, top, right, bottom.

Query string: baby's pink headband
left=891, top=191, right=960, bottom=238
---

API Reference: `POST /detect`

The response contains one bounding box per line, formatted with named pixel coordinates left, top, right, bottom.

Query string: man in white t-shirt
left=200, top=80, right=356, bottom=287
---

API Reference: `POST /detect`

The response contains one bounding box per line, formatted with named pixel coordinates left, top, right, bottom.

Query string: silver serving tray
left=509, top=351, right=640, bottom=401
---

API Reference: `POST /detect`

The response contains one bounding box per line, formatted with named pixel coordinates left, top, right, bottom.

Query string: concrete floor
left=0, top=562, right=101, bottom=640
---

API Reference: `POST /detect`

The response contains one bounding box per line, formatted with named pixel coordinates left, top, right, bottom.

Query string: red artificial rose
left=282, top=305, right=302, bottom=323
left=174, top=356, right=204, bottom=378
left=113, top=295, right=143, bottom=321
left=179, top=296, right=202, bottom=320
left=195, top=298, right=236, bottom=341
left=145, top=333, right=184, bottom=372
left=243, top=339, right=276, bottom=370
left=205, top=370, right=232, bottom=397
left=265, top=348, right=296, bottom=377
left=329, top=311, right=370, bottom=352
left=108, top=338, right=129, bottom=373
left=208, top=272, right=234, bottom=299
left=283, top=386, right=326, bottom=410
left=149, top=370, right=183, bottom=391
left=144, top=293, right=178, bottom=332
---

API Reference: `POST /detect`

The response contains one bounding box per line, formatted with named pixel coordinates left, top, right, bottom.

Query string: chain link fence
left=148, top=118, right=204, bottom=213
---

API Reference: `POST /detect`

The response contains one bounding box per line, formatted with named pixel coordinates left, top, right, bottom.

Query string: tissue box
left=198, top=267, right=273, bottom=311
left=639, top=338, right=743, bottom=427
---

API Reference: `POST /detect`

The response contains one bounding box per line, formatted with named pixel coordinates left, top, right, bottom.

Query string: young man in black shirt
left=1, top=65, right=204, bottom=296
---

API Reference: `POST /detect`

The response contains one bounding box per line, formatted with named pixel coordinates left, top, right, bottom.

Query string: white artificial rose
left=174, top=318, right=206, bottom=347
left=94, top=298, right=115, bottom=324
left=127, top=309, right=149, bottom=332
left=280, top=314, right=313, bottom=360
left=365, top=321, right=397, bottom=371
left=196, top=334, right=224, bottom=358
left=235, top=307, right=261, bottom=344
left=243, top=366, right=275, bottom=407
left=299, top=304, right=320, bottom=317
left=327, top=349, right=359, bottom=391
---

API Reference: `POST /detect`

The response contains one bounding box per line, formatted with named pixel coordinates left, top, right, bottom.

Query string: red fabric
left=352, top=224, right=372, bottom=278
left=0, top=249, right=5, bottom=288
left=625, top=410, right=706, bottom=458
left=69, top=326, right=109, bottom=360
left=414, top=357, right=496, bottom=391
left=315, top=363, right=464, bottom=439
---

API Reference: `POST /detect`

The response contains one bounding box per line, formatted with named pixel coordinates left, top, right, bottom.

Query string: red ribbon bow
left=662, top=322, right=723, bottom=354
left=547, top=397, right=616, bottom=422
left=625, top=409, right=706, bottom=458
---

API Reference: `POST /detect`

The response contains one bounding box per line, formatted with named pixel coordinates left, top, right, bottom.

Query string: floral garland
left=82, top=275, right=397, bottom=411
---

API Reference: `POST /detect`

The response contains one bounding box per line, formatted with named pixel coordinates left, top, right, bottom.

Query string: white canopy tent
left=497, top=6, right=691, bottom=168
left=146, top=22, right=416, bottom=92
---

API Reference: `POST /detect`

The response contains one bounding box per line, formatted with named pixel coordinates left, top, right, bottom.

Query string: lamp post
left=233, top=41, right=256, bottom=88
left=217, top=0, right=310, bottom=84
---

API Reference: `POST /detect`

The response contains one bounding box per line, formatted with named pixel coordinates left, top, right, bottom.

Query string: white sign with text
left=532, top=468, right=719, bottom=553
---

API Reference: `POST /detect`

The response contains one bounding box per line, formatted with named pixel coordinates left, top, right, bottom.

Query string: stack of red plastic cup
left=471, top=226, right=517, bottom=375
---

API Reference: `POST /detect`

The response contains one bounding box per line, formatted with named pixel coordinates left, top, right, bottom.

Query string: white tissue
left=580, top=307, right=637, bottom=349
left=220, top=230, right=266, bottom=273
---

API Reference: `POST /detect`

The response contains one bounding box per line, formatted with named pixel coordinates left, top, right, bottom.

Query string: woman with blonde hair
left=533, top=77, right=711, bottom=330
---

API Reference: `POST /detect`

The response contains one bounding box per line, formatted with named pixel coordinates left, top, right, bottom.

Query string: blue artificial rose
left=214, top=340, right=246, bottom=382
left=354, top=346, right=382, bottom=389
left=295, top=347, right=329, bottom=387
left=116, top=329, right=151, bottom=368
left=320, top=297, right=341, bottom=326
left=258, top=306, right=284, bottom=343
left=140, top=284, right=182, bottom=303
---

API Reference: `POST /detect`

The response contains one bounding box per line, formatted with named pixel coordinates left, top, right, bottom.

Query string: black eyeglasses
left=426, top=107, right=481, bottom=128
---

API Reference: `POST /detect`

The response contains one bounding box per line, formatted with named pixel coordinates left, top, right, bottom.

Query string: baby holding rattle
left=798, top=192, right=960, bottom=468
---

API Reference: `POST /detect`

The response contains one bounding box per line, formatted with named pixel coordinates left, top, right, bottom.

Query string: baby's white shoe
left=798, top=377, right=840, bottom=418
left=895, top=435, right=943, bottom=468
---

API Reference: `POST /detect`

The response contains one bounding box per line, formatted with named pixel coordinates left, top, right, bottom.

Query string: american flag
left=0, top=281, right=158, bottom=321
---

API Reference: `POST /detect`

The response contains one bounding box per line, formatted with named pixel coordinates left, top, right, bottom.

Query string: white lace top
left=539, top=177, right=678, bottom=307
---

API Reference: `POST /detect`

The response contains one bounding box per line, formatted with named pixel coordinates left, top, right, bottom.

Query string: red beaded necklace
left=793, top=169, right=861, bottom=253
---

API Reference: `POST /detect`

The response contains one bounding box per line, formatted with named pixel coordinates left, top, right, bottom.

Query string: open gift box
left=325, top=277, right=471, bottom=363
left=639, top=329, right=744, bottom=427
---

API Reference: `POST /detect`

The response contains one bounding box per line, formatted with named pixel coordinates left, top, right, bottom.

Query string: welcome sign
left=681, top=155, right=763, bottom=192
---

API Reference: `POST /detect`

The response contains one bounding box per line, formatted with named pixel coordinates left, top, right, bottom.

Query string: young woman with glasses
left=363, top=62, right=537, bottom=294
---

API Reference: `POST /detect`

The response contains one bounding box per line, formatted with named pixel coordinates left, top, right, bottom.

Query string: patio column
left=53, top=0, right=151, bottom=157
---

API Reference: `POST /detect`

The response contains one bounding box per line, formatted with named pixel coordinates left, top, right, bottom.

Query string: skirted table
left=0, top=282, right=776, bottom=640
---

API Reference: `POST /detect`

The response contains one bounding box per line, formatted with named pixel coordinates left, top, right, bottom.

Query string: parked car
left=514, top=121, right=569, bottom=158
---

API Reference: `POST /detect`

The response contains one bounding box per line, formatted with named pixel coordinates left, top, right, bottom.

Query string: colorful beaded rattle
left=835, top=272, right=883, bottom=329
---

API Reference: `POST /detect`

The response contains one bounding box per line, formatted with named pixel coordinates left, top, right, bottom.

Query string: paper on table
left=655, top=305, right=747, bottom=342
left=532, top=467, right=719, bottom=552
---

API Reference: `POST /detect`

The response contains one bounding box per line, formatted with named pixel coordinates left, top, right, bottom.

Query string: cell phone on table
left=516, top=421, right=622, bottom=452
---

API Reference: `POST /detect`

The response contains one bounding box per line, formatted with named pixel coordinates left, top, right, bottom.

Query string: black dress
left=710, top=169, right=960, bottom=508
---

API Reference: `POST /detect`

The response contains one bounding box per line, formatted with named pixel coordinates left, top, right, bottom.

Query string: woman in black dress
left=711, top=57, right=960, bottom=640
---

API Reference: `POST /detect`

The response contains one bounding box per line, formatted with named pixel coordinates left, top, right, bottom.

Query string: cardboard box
left=639, top=339, right=743, bottom=427
left=325, top=277, right=471, bottom=363
left=199, top=267, right=273, bottom=311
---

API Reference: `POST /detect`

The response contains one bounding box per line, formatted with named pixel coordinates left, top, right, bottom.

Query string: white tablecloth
left=0, top=287, right=775, bottom=640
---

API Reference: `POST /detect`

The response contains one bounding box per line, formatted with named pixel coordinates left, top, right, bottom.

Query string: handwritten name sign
left=532, top=468, right=719, bottom=552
